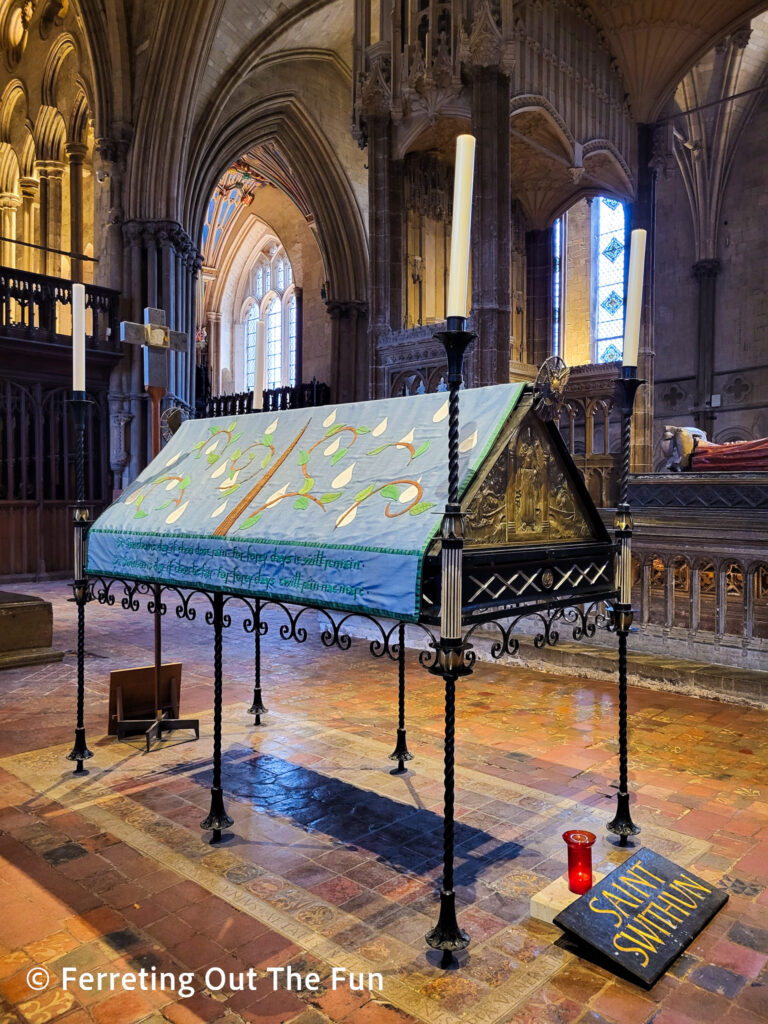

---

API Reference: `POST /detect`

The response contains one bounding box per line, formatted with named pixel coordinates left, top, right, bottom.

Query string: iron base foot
left=67, top=728, right=93, bottom=774
left=248, top=690, right=268, bottom=726
left=607, top=791, right=641, bottom=846
left=388, top=728, right=413, bottom=774
left=201, top=787, right=234, bottom=837
left=426, top=890, right=469, bottom=960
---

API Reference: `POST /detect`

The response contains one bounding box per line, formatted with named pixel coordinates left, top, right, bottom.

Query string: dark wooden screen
left=0, top=380, right=110, bottom=577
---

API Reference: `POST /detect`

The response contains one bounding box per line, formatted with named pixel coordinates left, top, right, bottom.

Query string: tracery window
left=243, top=243, right=297, bottom=392
left=592, top=197, right=626, bottom=363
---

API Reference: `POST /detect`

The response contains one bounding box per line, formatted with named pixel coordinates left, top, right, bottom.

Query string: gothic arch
left=32, top=103, right=65, bottom=160
left=0, top=78, right=26, bottom=145
left=0, top=141, right=19, bottom=191
left=41, top=33, right=78, bottom=108
left=509, top=95, right=577, bottom=155
left=187, top=95, right=368, bottom=305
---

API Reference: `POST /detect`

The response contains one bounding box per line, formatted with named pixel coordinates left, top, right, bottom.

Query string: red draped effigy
left=691, top=437, right=768, bottom=472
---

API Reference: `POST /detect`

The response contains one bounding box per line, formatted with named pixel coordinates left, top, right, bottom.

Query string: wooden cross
left=120, top=307, right=187, bottom=457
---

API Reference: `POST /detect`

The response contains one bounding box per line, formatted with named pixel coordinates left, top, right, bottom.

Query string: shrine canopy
left=87, top=384, right=525, bottom=621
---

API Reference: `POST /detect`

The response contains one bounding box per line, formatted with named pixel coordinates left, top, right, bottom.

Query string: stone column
left=66, top=142, right=88, bottom=283
left=470, top=65, right=511, bottom=385
left=0, top=192, right=21, bottom=267
left=365, top=113, right=402, bottom=397
left=689, top=566, right=701, bottom=633
left=743, top=568, right=754, bottom=642
left=525, top=228, right=554, bottom=368
left=158, top=224, right=176, bottom=396
left=715, top=563, right=727, bottom=637
left=36, top=160, right=66, bottom=276
left=641, top=560, right=651, bottom=624
left=207, top=311, right=222, bottom=393
left=123, top=220, right=147, bottom=484
left=692, top=258, right=721, bottom=438
left=327, top=300, right=369, bottom=403
left=18, top=177, right=39, bottom=272
left=664, top=558, right=675, bottom=628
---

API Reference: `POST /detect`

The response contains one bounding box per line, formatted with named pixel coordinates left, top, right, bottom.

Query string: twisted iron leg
left=607, top=618, right=640, bottom=844
left=247, top=599, right=267, bottom=726
left=67, top=581, right=93, bottom=773
left=426, top=669, right=469, bottom=964
left=201, top=592, right=233, bottom=843
left=389, top=622, right=413, bottom=773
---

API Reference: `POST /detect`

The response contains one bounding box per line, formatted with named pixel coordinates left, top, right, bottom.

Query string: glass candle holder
left=563, top=829, right=596, bottom=895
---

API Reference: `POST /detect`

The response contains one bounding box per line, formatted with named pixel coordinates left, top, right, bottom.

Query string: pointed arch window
left=266, top=296, right=282, bottom=390
left=244, top=302, right=260, bottom=390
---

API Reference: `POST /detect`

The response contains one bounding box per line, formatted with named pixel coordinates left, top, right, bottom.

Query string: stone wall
left=563, top=200, right=592, bottom=367
left=654, top=93, right=768, bottom=459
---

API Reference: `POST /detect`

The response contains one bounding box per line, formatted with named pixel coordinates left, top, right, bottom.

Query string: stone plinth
left=0, top=592, right=64, bottom=668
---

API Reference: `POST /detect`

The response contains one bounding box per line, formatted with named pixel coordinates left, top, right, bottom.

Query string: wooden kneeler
left=108, top=661, right=199, bottom=748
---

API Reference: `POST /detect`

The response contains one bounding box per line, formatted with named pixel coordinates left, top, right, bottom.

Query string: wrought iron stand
left=607, top=365, right=643, bottom=845
left=425, top=316, right=475, bottom=966
left=67, top=392, right=94, bottom=774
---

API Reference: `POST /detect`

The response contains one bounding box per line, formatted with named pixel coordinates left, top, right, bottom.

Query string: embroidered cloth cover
left=87, top=384, right=524, bottom=620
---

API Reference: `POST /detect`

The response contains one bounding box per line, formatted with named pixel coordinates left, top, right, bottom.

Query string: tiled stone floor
left=0, top=581, right=766, bottom=1024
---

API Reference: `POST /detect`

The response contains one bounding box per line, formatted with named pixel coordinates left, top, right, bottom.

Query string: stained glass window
left=276, top=258, right=284, bottom=292
left=266, top=297, right=282, bottom=390
left=553, top=217, right=563, bottom=357
left=594, top=197, right=626, bottom=363
left=244, top=303, right=259, bottom=392
left=255, top=266, right=263, bottom=300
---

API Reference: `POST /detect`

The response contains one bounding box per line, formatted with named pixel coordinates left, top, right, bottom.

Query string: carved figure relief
left=465, top=414, right=593, bottom=546
left=514, top=428, right=544, bottom=533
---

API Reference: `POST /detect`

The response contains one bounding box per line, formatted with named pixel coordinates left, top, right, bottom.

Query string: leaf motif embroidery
left=332, top=463, right=355, bottom=488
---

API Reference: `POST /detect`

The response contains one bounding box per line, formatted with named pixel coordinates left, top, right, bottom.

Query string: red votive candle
left=563, top=829, right=596, bottom=895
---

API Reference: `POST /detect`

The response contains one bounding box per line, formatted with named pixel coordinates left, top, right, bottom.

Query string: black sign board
left=553, top=848, right=728, bottom=988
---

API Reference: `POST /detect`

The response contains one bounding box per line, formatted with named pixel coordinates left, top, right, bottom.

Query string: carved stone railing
left=599, top=476, right=768, bottom=671
left=0, top=266, right=120, bottom=351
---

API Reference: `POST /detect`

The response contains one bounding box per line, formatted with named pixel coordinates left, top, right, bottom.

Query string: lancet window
left=242, top=243, right=297, bottom=393
left=592, top=198, right=626, bottom=363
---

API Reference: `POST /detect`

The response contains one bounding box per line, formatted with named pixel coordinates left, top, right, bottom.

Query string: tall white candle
left=622, top=228, right=646, bottom=368
left=446, top=134, right=476, bottom=319
left=72, top=283, right=86, bottom=391
left=253, top=318, right=265, bottom=402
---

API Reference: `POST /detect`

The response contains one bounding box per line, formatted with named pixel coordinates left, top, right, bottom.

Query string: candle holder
left=66, top=391, right=94, bottom=775
left=563, top=829, right=596, bottom=895
left=607, top=365, right=643, bottom=845
left=425, top=314, right=474, bottom=968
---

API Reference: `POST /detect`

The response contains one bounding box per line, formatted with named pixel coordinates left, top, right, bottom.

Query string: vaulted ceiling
left=585, top=0, right=768, bottom=121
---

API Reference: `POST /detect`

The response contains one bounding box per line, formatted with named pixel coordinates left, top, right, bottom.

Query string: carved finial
left=468, top=0, right=503, bottom=68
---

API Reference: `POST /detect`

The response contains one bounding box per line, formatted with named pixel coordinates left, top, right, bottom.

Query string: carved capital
left=360, top=57, right=391, bottom=118
left=692, top=258, right=721, bottom=280
left=325, top=299, right=368, bottom=320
